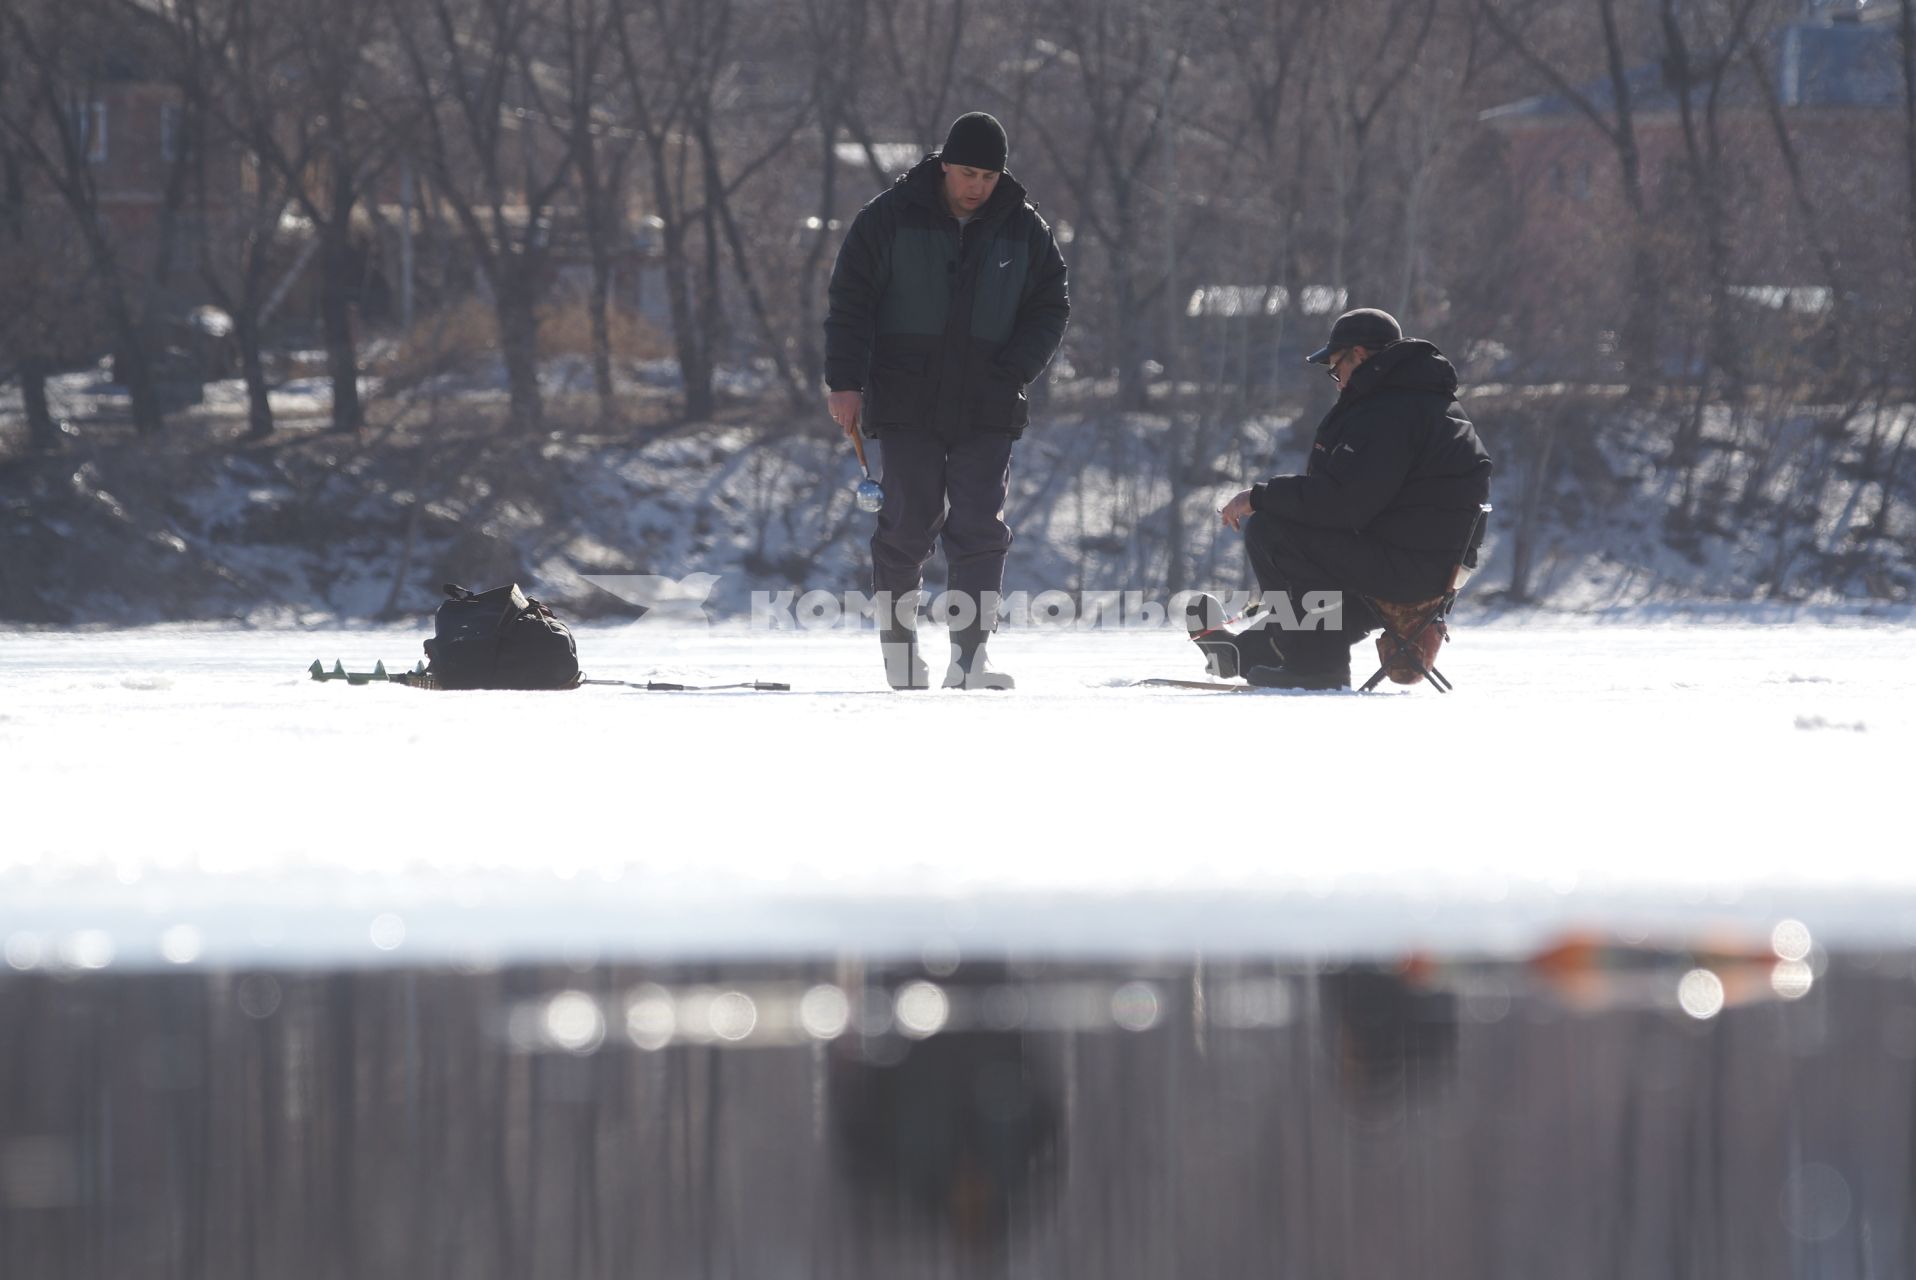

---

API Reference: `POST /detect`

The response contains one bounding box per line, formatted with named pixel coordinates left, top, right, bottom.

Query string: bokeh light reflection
left=1780, top=1162, right=1852, bottom=1242
left=158, top=925, right=202, bottom=966
left=1771, top=961, right=1814, bottom=1000
left=1772, top=919, right=1814, bottom=963
left=1110, top=981, right=1161, bottom=1032
left=708, top=991, right=758, bottom=1042
left=1678, top=969, right=1726, bottom=1020
left=61, top=931, right=114, bottom=971
left=981, top=984, right=1029, bottom=1031
left=369, top=913, right=406, bottom=952
left=624, top=984, right=675, bottom=1051
left=236, top=975, right=281, bottom=1019
left=3, top=933, right=45, bottom=971
left=798, top=984, right=851, bottom=1040
left=894, top=981, right=949, bottom=1039
left=542, top=991, right=605, bottom=1055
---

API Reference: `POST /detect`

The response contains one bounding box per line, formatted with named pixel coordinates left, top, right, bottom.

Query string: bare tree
left=706, top=120, right=820, bottom=411
left=215, top=0, right=398, bottom=435
left=605, top=0, right=811, bottom=420
left=794, top=0, right=874, bottom=397
left=150, top=0, right=292, bottom=439
left=610, top=0, right=727, bottom=420
left=1654, top=0, right=1767, bottom=388
left=1017, top=0, right=1187, bottom=411
left=0, top=0, right=200, bottom=435
left=0, top=90, right=70, bottom=450
left=557, top=0, right=637, bottom=422
left=1384, top=0, right=1490, bottom=321
left=1904, top=0, right=1916, bottom=303
left=386, top=0, right=578, bottom=433
left=1478, top=0, right=1664, bottom=388
left=1318, top=0, right=1441, bottom=301
left=1208, top=0, right=1328, bottom=420
left=869, top=0, right=969, bottom=149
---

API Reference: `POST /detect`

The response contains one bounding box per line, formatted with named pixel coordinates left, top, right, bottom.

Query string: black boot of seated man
left=1244, top=622, right=1351, bottom=690
left=1184, top=593, right=1234, bottom=678
left=1185, top=595, right=1286, bottom=682
left=1244, top=661, right=1352, bottom=691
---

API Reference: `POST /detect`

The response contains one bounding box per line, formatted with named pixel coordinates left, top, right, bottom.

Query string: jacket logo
left=998, top=259, right=1012, bottom=268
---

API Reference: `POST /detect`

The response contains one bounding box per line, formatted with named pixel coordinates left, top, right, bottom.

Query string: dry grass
left=537, top=297, right=672, bottom=364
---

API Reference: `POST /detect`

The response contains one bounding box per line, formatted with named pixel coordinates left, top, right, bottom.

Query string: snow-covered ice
left=2, top=612, right=1912, bottom=970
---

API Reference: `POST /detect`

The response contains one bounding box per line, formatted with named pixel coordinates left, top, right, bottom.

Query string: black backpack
left=423, top=583, right=580, bottom=690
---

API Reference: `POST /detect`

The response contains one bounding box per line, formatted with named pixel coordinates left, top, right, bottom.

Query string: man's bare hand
left=1219, top=489, right=1254, bottom=531
left=828, top=390, right=863, bottom=439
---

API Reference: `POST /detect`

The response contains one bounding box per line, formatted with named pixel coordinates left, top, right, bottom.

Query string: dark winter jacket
left=1251, top=339, right=1492, bottom=562
left=823, top=156, right=1070, bottom=438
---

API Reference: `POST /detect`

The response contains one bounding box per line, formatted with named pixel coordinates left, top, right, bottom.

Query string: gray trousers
left=871, top=428, right=1015, bottom=651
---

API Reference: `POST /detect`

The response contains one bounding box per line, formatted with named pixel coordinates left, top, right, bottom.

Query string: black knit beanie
left=940, top=112, right=1008, bottom=172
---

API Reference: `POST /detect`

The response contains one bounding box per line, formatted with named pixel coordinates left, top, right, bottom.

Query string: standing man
left=1198, top=307, right=1492, bottom=689
left=823, top=112, right=1070, bottom=690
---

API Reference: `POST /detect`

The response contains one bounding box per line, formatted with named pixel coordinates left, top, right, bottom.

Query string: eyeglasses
left=1323, top=349, right=1345, bottom=381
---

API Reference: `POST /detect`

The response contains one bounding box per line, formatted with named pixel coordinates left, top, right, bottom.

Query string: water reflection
left=831, top=963, right=1062, bottom=1263
left=1321, top=963, right=1458, bottom=1113
left=0, top=940, right=1904, bottom=1277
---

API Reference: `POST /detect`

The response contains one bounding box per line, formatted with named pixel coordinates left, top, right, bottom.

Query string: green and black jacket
left=823, top=155, right=1070, bottom=438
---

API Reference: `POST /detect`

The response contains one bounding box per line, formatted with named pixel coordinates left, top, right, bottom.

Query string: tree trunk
left=579, top=159, right=618, bottom=419
left=695, top=116, right=808, bottom=413
left=589, top=245, right=615, bottom=421
left=320, top=223, right=362, bottom=435
left=795, top=100, right=840, bottom=397
left=74, top=218, right=166, bottom=434
left=21, top=356, right=60, bottom=450
left=1115, top=263, right=1146, bottom=411
left=698, top=200, right=725, bottom=415
left=659, top=217, right=712, bottom=422
left=643, top=123, right=713, bottom=424
left=2, top=151, right=59, bottom=448
left=107, top=299, right=165, bottom=436
left=1619, top=238, right=1658, bottom=387
left=1505, top=414, right=1559, bottom=603
left=1867, top=410, right=1913, bottom=539
left=1900, top=0, right=1916, bottom=292
left=236, top=314, right=274, bottom=439
left=496, top=266, right=545, bottom=433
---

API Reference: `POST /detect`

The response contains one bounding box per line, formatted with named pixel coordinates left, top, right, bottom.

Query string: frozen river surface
left=3, top=612, right=1912, bottom=968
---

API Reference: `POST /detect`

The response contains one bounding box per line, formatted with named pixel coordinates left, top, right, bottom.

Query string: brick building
left=1480, top=2, right=1907, bottom=376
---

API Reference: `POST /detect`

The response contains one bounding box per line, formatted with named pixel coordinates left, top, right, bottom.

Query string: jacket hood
left=1343, top=339, right=1458, bottom=403
left=898, top=153, right=1029, bottom=221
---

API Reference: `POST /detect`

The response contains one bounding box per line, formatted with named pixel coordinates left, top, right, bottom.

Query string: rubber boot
left=1184, top=593, right=1238, bottom=678
left=943, top=631, right=1014, bottom=690
left=1244, top=662, right=1352, bottom=691
left=881, top=625, right=929, bottom=690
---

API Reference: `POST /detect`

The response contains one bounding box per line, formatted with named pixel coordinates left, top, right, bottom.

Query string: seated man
left=1195, top=307, right=1492, bottom=689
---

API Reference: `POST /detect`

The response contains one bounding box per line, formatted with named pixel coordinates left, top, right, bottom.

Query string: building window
left=67, top=100, right=107, bottom=164
left=161, top=104, right=182, bottom=163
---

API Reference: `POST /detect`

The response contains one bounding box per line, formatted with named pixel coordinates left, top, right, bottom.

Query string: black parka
left=1251, top=339, right=1492, bottom=562
left=823, top=156, right=1070, bottom=438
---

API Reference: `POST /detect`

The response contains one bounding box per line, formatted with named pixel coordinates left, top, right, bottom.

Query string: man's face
left=1327, top=346, right=1369, bottom=390
left=941, top=163, right=1001, bottom=216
